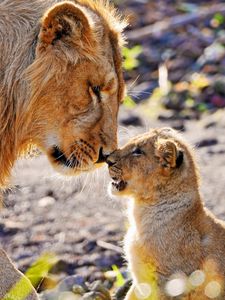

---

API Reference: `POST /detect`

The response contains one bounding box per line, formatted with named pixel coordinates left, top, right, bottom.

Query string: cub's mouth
left=111, top=177, right=127, bottom=191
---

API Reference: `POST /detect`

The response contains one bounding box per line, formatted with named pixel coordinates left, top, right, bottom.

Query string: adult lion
left=0, top=0, right=125, bottom=298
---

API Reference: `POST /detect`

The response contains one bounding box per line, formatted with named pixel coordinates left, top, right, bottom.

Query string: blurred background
left=0, top=0, right=225, bottom=298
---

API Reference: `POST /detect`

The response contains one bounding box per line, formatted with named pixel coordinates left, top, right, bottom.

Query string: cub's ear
left=155, top=139, right=183, bottom=176
left=38, top=2, right=95, bottom=53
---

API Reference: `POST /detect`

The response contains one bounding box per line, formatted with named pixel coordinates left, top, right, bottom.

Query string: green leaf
left=123, top=96, right=136, bottom=108
left=196, top=103, right=208, bottom=112
left=112, top=265, right=125, bottom=287
left=185, top=98, right=195, bottom=108
left=3, top=253, right=57, bottom=300
left=213, top=13, right=225, bottom=25
left=25, top=253, right=58, bottom=287
left=122, top=45, right=142, bottom=71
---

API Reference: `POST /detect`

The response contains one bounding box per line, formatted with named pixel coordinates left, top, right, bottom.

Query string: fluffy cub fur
left=107, top=127, right=225, bottom=300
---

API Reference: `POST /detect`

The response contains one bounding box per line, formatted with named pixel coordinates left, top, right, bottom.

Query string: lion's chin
left=49, top=160, right=94, bottom=176
left=49, top=158, right=105, bottom=177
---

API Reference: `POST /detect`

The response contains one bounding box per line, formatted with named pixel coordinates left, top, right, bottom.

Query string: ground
left=0, top=106, right=225, bottom=295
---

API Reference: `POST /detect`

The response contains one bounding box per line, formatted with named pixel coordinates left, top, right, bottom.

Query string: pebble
left=38, top=196, right=56, bottom=208
left=40, top=279, right=112, bottom=300
left=57, top=275, right=87, bottom=291
left=120, top=115, right=143, bottom=127
left=196, top=138, right=218, bottom=148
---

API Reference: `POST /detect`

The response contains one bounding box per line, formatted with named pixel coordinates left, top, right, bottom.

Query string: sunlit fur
left=108, top=127, right=225, bottom=299
left=0, top=0, right=126, bottom=188
left=0, top=1, right=125, bottom=298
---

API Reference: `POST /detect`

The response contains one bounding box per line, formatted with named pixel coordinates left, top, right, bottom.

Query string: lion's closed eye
left=92, top=86, right=101, bottom=101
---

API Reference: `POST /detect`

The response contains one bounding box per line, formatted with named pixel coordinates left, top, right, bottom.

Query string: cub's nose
left=106, top=156, right=116, bottom=167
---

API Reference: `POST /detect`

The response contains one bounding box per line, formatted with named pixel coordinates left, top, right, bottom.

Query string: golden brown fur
left=0, top=0, right=126, bottom=188
left=0, top=0, right=125, bottom=298
left=108, top=128, right=225, bottom=300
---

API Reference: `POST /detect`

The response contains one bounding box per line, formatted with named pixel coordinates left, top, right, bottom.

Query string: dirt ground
left=0, top=106, right=225, bottom=293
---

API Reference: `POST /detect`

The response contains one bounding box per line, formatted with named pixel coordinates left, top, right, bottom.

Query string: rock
left=83, top=240, right=97, bottom=253
left=198, top=42, right=225, bottom=65
left=57, top=275, right=87, bottom=292
left=88, top=271, right=105, bottom=283
left=90, top=281, right=111, bottom=299
left=82, top=292, right=103, bottom=300
left=213, top=79, right=225, bottom=95
left=41, top=280, right=112, bottom=300
left=120, top=115, right=143, bottom=127
left=162, top=94, right=184, bottom=111
left=171, top=121, right=186, bottom=132
left=158, top=111, right=176, bottom=121
left=82, top=282, right=112, bottom=300
left=196, top=138, right=218, bottom=148
left=38, top=196, right=56, bottom=208
left=113, top=279, right=132, bottom=300
left=93, top=252, right=123, bottom=269
left=0, top=222, right=19, bottom=236
left=50, top=260, right=77, bottom=275
left=179, top=40, right=203, bottom=59
left=40, top=290, right=81, bottom=300
left=72, top=285, right=86, bottom=295
left=204, top=122, right=217, bottom=129
left=211, top=95, right=225, bottom=108
left=40, top=276, right=88, bottom=300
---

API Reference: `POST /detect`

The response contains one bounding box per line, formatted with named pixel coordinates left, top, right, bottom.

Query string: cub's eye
left=92, top=86, right=101, bottom=101
left=132, top=147, right=144, bottom=156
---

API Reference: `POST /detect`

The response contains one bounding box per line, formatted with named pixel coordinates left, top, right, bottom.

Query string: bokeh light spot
left=59, top=291, right=82, bottom=300
left=205, top=281, right=221, bottom=299
left=165, top=277, right=186, bottom=297
left=189, top=270, right=205, bottom=287
left=134, top=282, right=152, bottom=299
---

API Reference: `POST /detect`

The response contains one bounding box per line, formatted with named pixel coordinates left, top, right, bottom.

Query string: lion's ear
left=155, top=139, right=183, bottom=176
left=38, top=2, right=94, bottom=51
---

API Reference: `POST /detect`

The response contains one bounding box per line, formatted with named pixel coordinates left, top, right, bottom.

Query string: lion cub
left=107, top=128, right=225, bottom=300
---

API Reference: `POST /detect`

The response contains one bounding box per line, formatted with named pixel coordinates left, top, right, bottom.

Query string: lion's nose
left=96, top=147, right=108, bottom=163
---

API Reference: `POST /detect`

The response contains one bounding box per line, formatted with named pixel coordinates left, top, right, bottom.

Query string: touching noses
left=106, top=154, right=117, bottom=167
left=96, top=147, right=108, bottom=163
left=96, top=147, right=116, bottom=165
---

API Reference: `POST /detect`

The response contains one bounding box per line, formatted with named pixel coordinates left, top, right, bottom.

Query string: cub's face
left=107, top=128, right=185, bottom=199
left=27, top=2, right=126, bottom=175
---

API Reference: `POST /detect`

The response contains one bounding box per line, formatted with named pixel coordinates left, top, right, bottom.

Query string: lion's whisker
left=128, top=90, right=152, bottom=96
left=127, top=75, right=140, bottom=91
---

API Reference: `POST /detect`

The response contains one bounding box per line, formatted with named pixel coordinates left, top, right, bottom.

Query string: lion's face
left=39, top=59, right=120, bottom=175
left=26, top=1, right=126, bottom=175
left=107, top=128, right=187, bottom=200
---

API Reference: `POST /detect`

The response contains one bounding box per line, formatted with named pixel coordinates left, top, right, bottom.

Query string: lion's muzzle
left=51, top=145, right=79, bottom=168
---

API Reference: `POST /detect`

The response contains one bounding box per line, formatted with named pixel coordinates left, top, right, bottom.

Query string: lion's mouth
left=50, top=145, right=106, bottom=170
left=51, top=146, right=79, bottom=168
left=95, top=147, right=106, bottom=164
left=111, top=178, right=127, bottom=191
